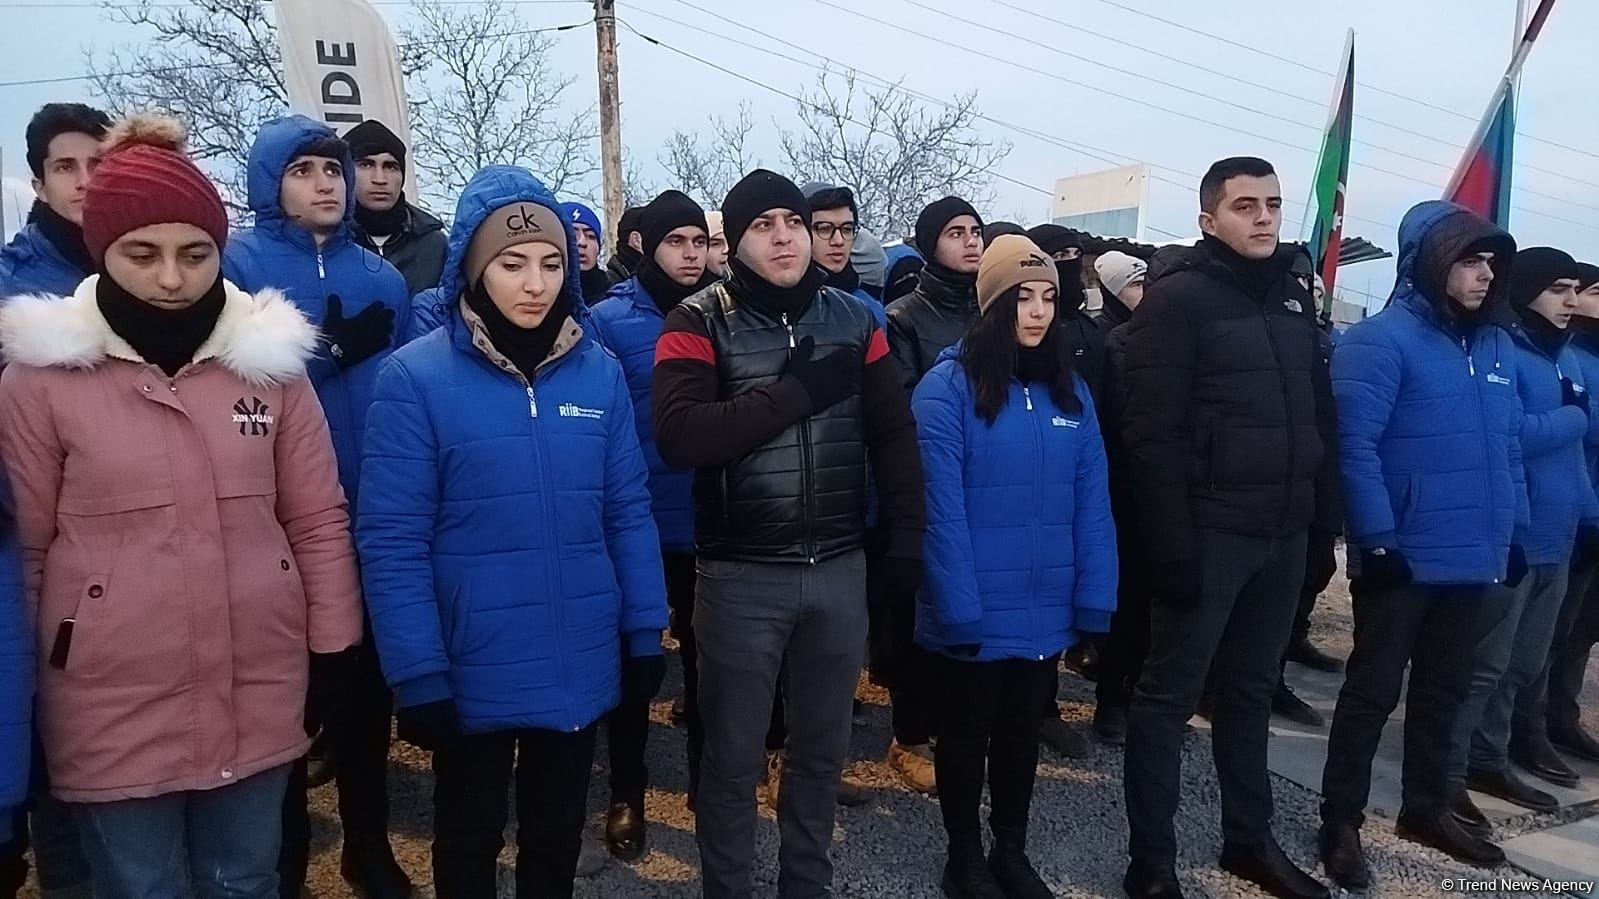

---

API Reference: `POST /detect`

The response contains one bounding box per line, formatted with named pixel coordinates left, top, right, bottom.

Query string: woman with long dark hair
left=912, top=235, right=1118, bottom=899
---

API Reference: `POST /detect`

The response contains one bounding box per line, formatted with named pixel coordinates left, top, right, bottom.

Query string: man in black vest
left=652, top=170, right=925, bottom=899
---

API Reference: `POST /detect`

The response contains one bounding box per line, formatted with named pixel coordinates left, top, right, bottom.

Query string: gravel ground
left=18, top=572, right=1599, bottom=898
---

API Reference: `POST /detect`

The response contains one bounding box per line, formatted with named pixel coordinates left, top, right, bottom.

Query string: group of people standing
left=0, top=99, right=1595, bottom=899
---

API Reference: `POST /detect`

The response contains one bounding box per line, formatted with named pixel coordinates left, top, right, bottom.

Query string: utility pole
left=594, top=0, right=624, bottom=239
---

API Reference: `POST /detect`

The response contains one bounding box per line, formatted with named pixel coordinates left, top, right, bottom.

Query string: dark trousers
left=663, top=552, right=702, bottom=792
left=1320, top=582, right=1487, bottom=826
left=1549, top=569, right=1599, bottom=732
left=1124, top=529, right=1307, bottom=866
left=1097, top=545, right=1153, bottom=710
left=934, top=654, right=1059, bottom=841
left=278, top=620, right=397, bottom=897
left=431, top=726, right=598, bottom=899
left=1517, top=560, right=1597, bottom=740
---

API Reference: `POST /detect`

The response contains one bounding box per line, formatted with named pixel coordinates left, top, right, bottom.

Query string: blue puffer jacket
left=912, top=347, right=1117, bottom=661
left=1335, top=201, right=1528, bottom=585
left=0, top=478, right=30, bottom=844
left=1568, top=333, right=1599, bottom=508
left=586, top=277, right=694, bottom=552
left=0, top=223, right=87, bottom=299
left=1505, top=321, right=1599, bottom=565
left=222, top=115, right=411, bottom=506
left=357, top=166, right=667, bottom=734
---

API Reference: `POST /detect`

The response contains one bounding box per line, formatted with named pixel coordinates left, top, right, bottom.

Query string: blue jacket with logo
left=357, top=166, right=666, bottom=734
left=0, top=477, right=28, bottom=844
left=0, top=223, right=87, bottom=299
left=1504, top=322, right=1599, bottom=566
left=912, top=348, right=1117, bottom=662
left=586, top=277, right=694, bottom=552
left=1334, top=201, right=1529, bottom=585
left=222, top=115, right=411, bottom=505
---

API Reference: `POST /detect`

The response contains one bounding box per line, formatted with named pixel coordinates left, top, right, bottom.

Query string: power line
left=1077, top=0, right=1599, bottom=164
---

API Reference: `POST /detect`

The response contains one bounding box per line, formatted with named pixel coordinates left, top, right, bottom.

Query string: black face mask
left=96, top=273, right=228, bottom=378
left=28, top=201, right=94, bottom=276
left=464, top=278, right=574, bottom=380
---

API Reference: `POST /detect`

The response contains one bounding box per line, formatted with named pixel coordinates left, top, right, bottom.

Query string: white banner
left=274, top=0, right=416, bottom=189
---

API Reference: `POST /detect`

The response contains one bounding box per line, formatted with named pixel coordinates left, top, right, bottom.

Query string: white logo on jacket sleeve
left=1052, top=415, right=1080, bottom=429
left=558, top=403, right=606, bottom=420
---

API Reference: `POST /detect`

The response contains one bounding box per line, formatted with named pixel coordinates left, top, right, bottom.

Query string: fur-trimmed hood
left=0, top=276, right=318, bottom=386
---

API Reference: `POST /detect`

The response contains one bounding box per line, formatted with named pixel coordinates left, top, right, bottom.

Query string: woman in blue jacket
left=356, top=166, right=668, bottom=899
left=912, top=235, right=1117, bottom=899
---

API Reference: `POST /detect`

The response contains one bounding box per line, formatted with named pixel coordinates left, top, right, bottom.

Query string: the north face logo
left=232, top=397, right=274, bottom=437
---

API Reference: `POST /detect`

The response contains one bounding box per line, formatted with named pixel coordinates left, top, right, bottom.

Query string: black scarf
left=28, top=201, right=94, bottom=276
left=1201, top=234, right=1286, bottom=302
left=465, top=280, right=573, bottom=380
left=638, top=258, right=715, bottom=314
left=580, top=266, right=613, bottom=302
left=825, top=263, right=861, bottom=295
left=728, top=257, right=828, bottom=317
left=1015, top=342, right=1055, bottom=384
left=96, top=274, right=227, bottom=378
left=917, top=262, right=979, bottom=314
left=1517, top=305, right=1570, bottom=359
left=355, top=193, right=409, bottom=239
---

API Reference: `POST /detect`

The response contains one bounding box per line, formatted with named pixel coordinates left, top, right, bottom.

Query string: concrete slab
left=1501, top=816, right=1599, bottom=896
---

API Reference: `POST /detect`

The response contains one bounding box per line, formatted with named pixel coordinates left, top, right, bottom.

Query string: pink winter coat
left=0, top=276, right=363, bottom=803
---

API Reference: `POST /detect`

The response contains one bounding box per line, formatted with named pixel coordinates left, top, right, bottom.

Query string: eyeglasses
left=813, top=222, right=858, bottom=241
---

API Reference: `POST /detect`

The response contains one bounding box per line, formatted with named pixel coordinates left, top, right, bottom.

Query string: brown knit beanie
left=464, top=201, right=567, bottom=290
left=977, top=235, right=1058, bottom=314
left=82, top=113, right=229, bottom=265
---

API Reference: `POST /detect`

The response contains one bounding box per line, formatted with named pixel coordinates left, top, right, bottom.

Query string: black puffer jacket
left=353, top=203, right=448, bottom=298
left=885, top=266, right=979, bottom=390
left=1120, top=239, right=1339, bottom=569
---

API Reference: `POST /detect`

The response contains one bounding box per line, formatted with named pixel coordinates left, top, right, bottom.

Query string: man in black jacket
left=653, top=170, right=925, bottom=899
left=1120, top=157, right=1338, bottom=899
left=346, top=119, right=447, bottom=298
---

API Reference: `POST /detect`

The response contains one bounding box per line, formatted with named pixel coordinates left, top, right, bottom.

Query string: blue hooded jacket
left=356, top=166, right=667, bottom=735
left=912, top=346, right=1117, bottom=662
left=0, top=223, right=88, bottom=299
left=1334, top=200, right=1530, bottom=585
left=1504, top=321, right=1599, bottom=565
left=0, top=479, right=30, bottom=844
left=586, top=277, right=694, bottom=552
left=222, top=115, right=411, bottom=505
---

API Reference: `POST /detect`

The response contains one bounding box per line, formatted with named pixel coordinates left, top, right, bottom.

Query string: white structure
left=1051, top=164, right=1150, bottom=240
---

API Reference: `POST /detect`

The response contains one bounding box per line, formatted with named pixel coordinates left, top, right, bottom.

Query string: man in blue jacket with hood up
left=1316, top=201, right=1524, bottom=889
left=222, top=114, right=412, bottom=899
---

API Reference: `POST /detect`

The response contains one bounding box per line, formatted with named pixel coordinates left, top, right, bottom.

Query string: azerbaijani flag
left=1308, top=30, right=1354, bottom=308
left=1444, top=0, right=1559, bottom=227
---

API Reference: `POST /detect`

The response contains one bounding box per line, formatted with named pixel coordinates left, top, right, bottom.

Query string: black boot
left=1448, top=786, right=1492, bottom=841
left=1316, top=822, right=1370, bottom=891
left=1218, top=837, right=1330, bottom=899
left=942, top=833, right=1006, bottom=899
left=1122, top=860, right=1186, bottom=899
left=1287, top=638, right=1344, bottom=673
left=1465, top=764, right=1559, bottom=812
left=988, top=826, right=1052, bottom=899
left=1551, top=722, right=1599, bottom=763
left=340, top=840, right=413, bottom=899
left=1395, top=807, right=1505, bottom=868
left=1509, top=732, right=1581, bottom=789
left=605, top=797, right=647, bottom=862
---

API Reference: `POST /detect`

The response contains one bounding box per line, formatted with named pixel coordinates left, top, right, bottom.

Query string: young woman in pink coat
left=0, top=114, right=362, bottom=899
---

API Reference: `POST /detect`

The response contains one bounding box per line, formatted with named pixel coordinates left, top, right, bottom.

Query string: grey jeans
left=1452, top=563, right=1567, bottom=780
left=692, top=551, right=868, bottom=899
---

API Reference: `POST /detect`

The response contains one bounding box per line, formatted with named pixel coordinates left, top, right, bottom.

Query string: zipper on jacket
left=783, top=312, right=818, bottom=563
left=1260, top=307, right=1295, bottom=530
left=1023, top=384, right=1045, bottom=660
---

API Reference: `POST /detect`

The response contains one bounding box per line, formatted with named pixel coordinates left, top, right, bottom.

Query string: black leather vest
left=681, top=283, right=876, bottom=563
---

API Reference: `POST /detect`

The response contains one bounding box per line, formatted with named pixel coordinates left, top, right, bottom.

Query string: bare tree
left=779, top=71, right=1010, bottom=241
left=87, top=0, right=595, bottom=216
left=657, top=103, right=758, bottom=208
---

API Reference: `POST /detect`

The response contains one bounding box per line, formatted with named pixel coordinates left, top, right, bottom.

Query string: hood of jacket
left=0, top=276, right=318, bottom=386
left=245, top=115, right=357, bottom=250
left=1388, top=200, right=1516, bottom=326
left=436, top=165, right=584, bottom=319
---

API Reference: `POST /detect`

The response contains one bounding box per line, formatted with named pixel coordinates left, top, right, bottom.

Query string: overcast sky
left=2, top=0, right=1596, bottom=308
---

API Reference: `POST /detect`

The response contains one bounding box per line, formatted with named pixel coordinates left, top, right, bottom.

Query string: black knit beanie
left=1509, top=246, right=1582, bottom=311
left=722, top=169, right=811, bottom=255
left=344, top=119, right=407, bottom=169
left=640, top=190, right=709, bottom=258
left=915, top=196, right=981, bottom=259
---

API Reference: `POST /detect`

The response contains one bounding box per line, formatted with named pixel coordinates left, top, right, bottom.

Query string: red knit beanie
left=82, top=113, right=229, bottom=265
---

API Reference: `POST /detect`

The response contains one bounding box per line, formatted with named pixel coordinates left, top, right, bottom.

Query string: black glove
left=1576, top=526, right=1599, bottom=569
left=323, top=294, right=396, bottom=370
left=396, top=700, right=459, bottom=752
left=622, top=653, right=667, bottom=706
left=1506, top=544, right=1529, bottom=589
left=784, top=335, right=860, bottom=413
left=1354, top=547, right=1413, bottom=591
left=1562, top=377, right=1591, bottom=414
left=1152, top=558, right=1202, bottom=608
left=306, top=648, right=357, bottom=741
